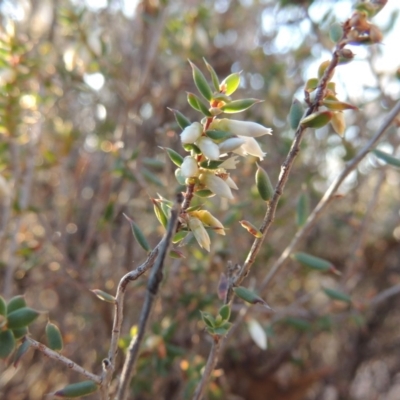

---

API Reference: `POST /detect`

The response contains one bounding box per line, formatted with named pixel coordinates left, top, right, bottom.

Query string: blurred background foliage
left=0, top=0, right=400, bottom=399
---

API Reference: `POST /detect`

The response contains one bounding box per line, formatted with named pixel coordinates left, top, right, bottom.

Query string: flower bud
left=190, top=210, right=225, bottom=235
left=210, top=118, right=272, bottom=138
left=180, top=122, right=203, bottom=144
left=196, top=137, right=220, bottom=160
left=188, top=217, right=211, bottom=251
left=180, top=156, right=200, bottom=179
left=199, top=172, right=234, bottom=199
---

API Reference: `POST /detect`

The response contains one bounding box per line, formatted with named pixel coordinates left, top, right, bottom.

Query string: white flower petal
left=180, top=122, right=203, bottom=144
left=211, top=118, right=272, bottom=138
left=188, top=217, right=210, bottom=251
left=218, top=137, right=246, bottom=153
left=225, top=176, right=238, bottom=190
left=199, top=173, right=234, bottom=199
left=196, top=137, right=220, bottom=160
left=219, top=156, right=240, bottom=170
left=236, top=136, right=266, bottom=160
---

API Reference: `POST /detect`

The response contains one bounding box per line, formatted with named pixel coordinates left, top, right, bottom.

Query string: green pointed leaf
left=255, top=165, right=274, bottom=202
left=220, top=73, right=241, bottom=95
left=284, top=317, right=311, bottom=331
left=322, top=99, right=358, bottom=111
left=152, top=199, right=168, bottom=229
left=142, top=157, right=165, bottom=170
left=329, top=22, right=343, bottom=43
left=53, top=380, right=98, bottom=398
left=221, top=98, right=262, bottom=114
left=373, top=149, right=400, bottom=168
left=323, top=288, right=352, bottom=304
left=183, top=143, right=202, bottom=154
left=163, top=147, right=183, bottom=167
left=0, top=295, right=6, bottom=317
left=288, top=98, right=304, bottom=130
left=199, top=160, right=225, bottom=170
left=0, top=330, right=15, bottom=359
left=300, top=111, right=333, bottom=129
left=169, top=248, right=185, bottom=259
left=187, top=92, right=212, bottom=116
left=203, top=58, right=220, bottom=91
left=168, top=108, right=191, bottom=129
left=46, top=322, right=63, bottom=352
left=12, top=327, right=28, bottom=339
left=189, top=60, right=213, bottom=101
left=194, top=189, right=215, bottom=198
left=212, top=93, right=232, bottom=103
left=296, top=193, right=309, bottom=227
left=13, top=339, right=31, bottom=367
left=7, top=308, right=40, bottom=329
left=233, top=286, right=272, bottom=309
left=141, top=167, right=164, bottom=187
left=91, top=289, right=116, bottom=304
left=213, top=323, right=232, bottom=336
left=205, top=130, right=233, bottom=141
left=304, top=78, right=319, bottom=93
left=172, top=230, right=189, bottom=244
left=318, top=60, right=331, bottom=80
left=292, top=252, right=332, bottom=271
left=123, top=214, right=152, bottom=252
left=218, top=305, right=231, bottom=321
left=7, top=295, right=26, bottom=314
left=200, top=311, right=215, bottom=328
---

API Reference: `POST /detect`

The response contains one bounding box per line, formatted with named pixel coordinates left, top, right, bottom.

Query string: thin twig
left=25, top=337, right=102, bottom=384
left=368, top=283, right=400, bottom=307
left=116, top=193, right=183, bottom=400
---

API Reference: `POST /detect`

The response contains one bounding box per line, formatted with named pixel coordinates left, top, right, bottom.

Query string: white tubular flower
left=234, top=136, right=266, bottom=160
left=218, top=137, right=246, bottom=154
left=196, top=137, right=220, bottom=160
left=190, top=210, right=225, bottom=236
left=199, top=172, right=234, bottom=199
left=219, top=156, right=240, bottom=170
left=188, top=217, right=211, bottom=251
left=210, top=118, right=272, bottom=138
left=180, top=122, right=203, bottom=144
left=225, top=176, right=238, bottom=190
left=180, top=156, right=199, bottom=179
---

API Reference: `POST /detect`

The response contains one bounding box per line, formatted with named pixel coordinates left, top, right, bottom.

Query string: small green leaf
left=91, top=289, right=116, bottom=304
left=200, top=311, right=215, bottom=328
left=199, top=160, right=225, bottom=170
left=288, top=98, right=304, bottom=130
left=296, top=193, right=309, bottom=227
left=233, top=286, right=272, bottom=309
left=322, top=99, right=358, bottom=111
left=292, top=252, right=332, bottom=271
left=7, top=295, right=26, bottom=314
left=182, top=143, right=202, bottom=154
left=164, top=147, right=183, bottom=167
left=205, top=130, right=233, bottom=141
left=194, top=189, right=215, bottom=198
left=329, top=22, right=343, bottom=43
left=0, top=330, right=15, bottom=359
left=203, top=58, right=220, bottom=91
left=142, top=157, right=165, bottom=170
left=7, top=308, right=40, bottom=329
left=123, top=214, right=152, bottom=252
left=318, top=60, right=331, bottom=80
left=218, top=305, right=231, bottom=321
left=300, top=111, right=333, bottom=129
left=46, top=322, right=63, bottom=352
left=373, top=149, right=400, bottom=168
left=220, top=73, right=241, bottom=95
left=323, top=288, right=352, bottom=304
left=0, top=295, right=6, bottom=317
left=152, top=199, right=168, bottom=229
left=13, top=340, right=31, bottom=367
left=187, top=92, right=212, bottom=116
left=189, top=60, right=213, bottom=102
left=53, top=380, right=98, bottom=398
left=168, top=108, right=191, bottom=129
left=12, top=327, right=28, bottom=339
left=284, top=317, right=311, bottom=331
left=239, top=220, right=263, bottom=238
left=141, top=167, right=164, bottom=186
left=172, top=230, right=188, bottom=243
left=220, top=98, right=262, bottom=114
left=169, top=249, right=185, bottom=259
left=304, top=78, right=319, bottom=93
left=255, top=165, right=274, bottom=202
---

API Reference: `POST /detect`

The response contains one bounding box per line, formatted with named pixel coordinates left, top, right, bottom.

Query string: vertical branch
left=116, top=193, right=183, bottom=400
